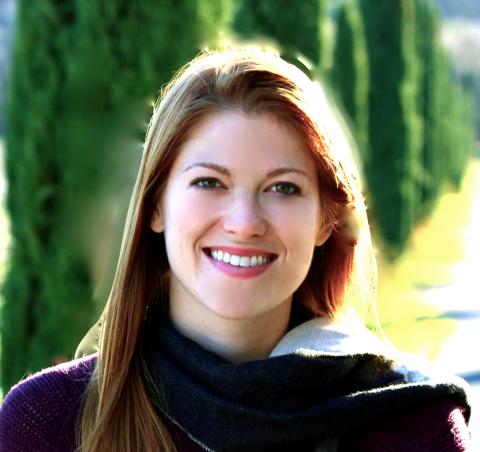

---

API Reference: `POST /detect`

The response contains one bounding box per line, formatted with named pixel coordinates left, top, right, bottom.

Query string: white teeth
left=209, top=250, right=271, bottom=267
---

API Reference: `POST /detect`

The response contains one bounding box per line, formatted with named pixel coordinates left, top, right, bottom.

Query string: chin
left=205, top=298, right=260, bottom=321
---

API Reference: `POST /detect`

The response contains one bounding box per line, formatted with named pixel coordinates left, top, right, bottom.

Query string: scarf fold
left=141, top=317, right=470, bottom=452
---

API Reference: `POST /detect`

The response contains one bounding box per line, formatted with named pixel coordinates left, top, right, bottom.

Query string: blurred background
left=0, top=0, right=479, bottom=446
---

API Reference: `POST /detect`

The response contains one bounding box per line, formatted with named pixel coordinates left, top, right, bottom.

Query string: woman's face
left=151, top=110, right=330, bottom=322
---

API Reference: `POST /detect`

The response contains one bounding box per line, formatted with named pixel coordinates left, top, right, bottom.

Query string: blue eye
left=270, top=182, right=300, bottom=195
left=192, top=178, right=222, bottom=190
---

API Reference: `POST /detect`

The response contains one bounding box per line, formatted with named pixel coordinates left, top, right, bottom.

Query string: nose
left=222, top=194, right=267, bottom=239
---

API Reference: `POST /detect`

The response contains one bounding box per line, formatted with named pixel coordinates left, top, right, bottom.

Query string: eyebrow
left=182, top=162, right=309, bottom=178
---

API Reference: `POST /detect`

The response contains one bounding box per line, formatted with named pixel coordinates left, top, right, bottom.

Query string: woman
left=0, top=48, right=471, bottom=451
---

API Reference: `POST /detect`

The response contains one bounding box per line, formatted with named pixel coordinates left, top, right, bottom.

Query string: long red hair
left=78, top=47, right=376, bottom=451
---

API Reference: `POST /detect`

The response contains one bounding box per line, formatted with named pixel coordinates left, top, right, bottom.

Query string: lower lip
left=205, top=253, right=274, bottom=278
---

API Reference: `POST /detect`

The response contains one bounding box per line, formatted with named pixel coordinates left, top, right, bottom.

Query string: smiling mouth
left=203, top=248, right=277, bottom=268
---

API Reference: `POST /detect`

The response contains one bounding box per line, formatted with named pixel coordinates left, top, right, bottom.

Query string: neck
left=169, top=298, right=292, bottom=364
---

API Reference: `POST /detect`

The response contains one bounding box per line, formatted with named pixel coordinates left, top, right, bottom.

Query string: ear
left=315, top=222, right=333, bottom=247
left=150, top=205, right=164, bottom=233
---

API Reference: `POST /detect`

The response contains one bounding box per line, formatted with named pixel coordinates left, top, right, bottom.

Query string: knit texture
left=0, top=355, right=95, bottom=451
left=349, top=398, right=472, bottom=451
left=143, top=316, right=471, bottom=451
left=0, top=320, right=472, bottom=451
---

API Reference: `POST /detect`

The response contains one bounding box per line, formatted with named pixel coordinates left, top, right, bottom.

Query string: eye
left=191, top=177, right=223, bottom=190
left=269, top=182, right=301, bottom=196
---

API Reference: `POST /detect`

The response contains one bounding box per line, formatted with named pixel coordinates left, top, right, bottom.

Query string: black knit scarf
left=141, top=316, right=469, bottom=452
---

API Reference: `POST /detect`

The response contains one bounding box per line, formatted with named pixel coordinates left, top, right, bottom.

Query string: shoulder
left=0, top=354, right=97, bottom=452
left=270, top=316, right=395, bottom=358
left=349, top=397, right=472, bottom=451
left=276, top=317, right=472, bottom=450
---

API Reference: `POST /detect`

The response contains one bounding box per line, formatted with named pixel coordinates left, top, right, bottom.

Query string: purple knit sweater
left=0, top=355, right=95, bottom=451
left=0, top=354, right=472, bottom=451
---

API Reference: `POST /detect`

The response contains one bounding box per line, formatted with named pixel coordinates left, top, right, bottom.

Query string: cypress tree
left=447, top=82, right=475, bottom=188
left=434, top=49, right=457, bottom=189
left=1, top=0, right=231, bottom=393
left=233, top=0, right=328, bottom=70
left=414, top=0, right=443, bottom=218
left=434, top=49, right=474, bottom=192
left=359, top=0, right=421, bottom=257
left=1, top=0, right=94, bottom=391
left=411, top=0, right=474, bottom=216
left=331, top=0, right=369, bottom=158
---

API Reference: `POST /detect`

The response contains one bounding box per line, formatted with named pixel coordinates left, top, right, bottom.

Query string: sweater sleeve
left=346, top=398, right=472, bottom=451
left=0, top=355, right=96, bottom=452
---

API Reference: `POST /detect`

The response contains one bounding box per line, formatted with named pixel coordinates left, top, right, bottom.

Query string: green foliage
left=360, top=0, right=421, bottom=257
left=233, top=0, right=328, bottom=69
left=1, top=0, right=232, bottom=393
left=447, top=82, right=475, bottom=188
left=414, top=0, right=442, bottom=218
left=331, top=0, right=369, bottom=157
left=2, top=0, right=95, bottom=391
left=432, top=48, right=474, bottom=192
left=411, top=0, right=475, bottom=217
left=465, top=75, right=480, bottom=142
left=199, top=0, right=234, bottom=47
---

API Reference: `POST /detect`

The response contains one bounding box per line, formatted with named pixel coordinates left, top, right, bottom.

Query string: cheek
left=267, top=201, right=320, bottom=250
left=163, top=190, right=220, bottom=241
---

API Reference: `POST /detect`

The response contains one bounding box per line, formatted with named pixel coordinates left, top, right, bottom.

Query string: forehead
left=172, top=110, right=317, bottom=173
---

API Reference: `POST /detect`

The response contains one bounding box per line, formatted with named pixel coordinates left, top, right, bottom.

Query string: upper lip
left=203, top=246, right=277, bottom=257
